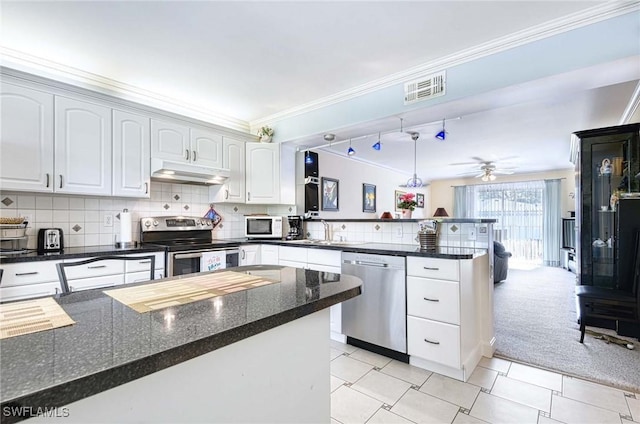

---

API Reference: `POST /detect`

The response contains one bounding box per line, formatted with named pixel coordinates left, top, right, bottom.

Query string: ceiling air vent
left=404, top=71, right=446, bottom=105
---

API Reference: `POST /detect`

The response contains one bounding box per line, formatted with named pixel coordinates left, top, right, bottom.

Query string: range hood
left=151, top=158, right=230, bottom=185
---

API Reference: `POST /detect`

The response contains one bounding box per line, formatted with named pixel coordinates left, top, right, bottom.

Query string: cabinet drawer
left=0, top=282, right=61, bottom=302
left=0, top=261, right=61, bottom=287
left=125, top=252, right=165, bottom=272
left=407, top=257, right=459, bottom=281
left=307, top=248, right=341, bottom=268
left=279, top=246, right=308, bottom=263
left=407, top=277, right=460, bottom=325
left=407, top=316, right=460, bottom=369
left=125, top=270, right=164, bottom=284
left=279, top=259, right=306, bottom=269
left=68, top=274, right=125, bottom=292
left=62, top=258, right=125, bottom=280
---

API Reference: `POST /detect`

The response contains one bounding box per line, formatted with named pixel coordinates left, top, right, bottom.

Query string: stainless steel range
left=140, top=216, right=239, bottom=277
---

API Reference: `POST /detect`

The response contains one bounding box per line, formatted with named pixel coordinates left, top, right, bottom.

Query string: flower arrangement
left=257, top=126, right=274, bottom=138
left=398, top=193, right=417, bottom=211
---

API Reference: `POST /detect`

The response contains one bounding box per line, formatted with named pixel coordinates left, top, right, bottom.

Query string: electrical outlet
left=468, top=228, right=476, bottom=241
left=104, top=214, right=113, bottom=227
left=394, top=225, right=403, bottom=238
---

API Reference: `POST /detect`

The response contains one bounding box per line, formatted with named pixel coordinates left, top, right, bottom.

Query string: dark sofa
left=494, top=241, right=512, bottom=283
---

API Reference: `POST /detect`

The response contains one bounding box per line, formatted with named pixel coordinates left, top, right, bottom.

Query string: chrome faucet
left=321, top=220, right=331, bottom=241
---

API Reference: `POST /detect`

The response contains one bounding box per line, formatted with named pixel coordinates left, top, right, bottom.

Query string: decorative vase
left=260, top=136, right=273, bottom=143
left=401, top=209, right=413, bottom=219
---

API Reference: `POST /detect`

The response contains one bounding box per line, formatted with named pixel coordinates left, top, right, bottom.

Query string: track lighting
left=347, top=139, right=355, bottom=156
left=372, top=132, right=382, bottom=150
left=435, top=119, right=447, bottom=141
left=304, top=150, right=313, bottom=164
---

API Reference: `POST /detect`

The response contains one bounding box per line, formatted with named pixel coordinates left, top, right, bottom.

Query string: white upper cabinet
left=113, top=109, right=150, bottom=198
left=190, top=128, right=223, bottom=168
left=246, top=143, right=280, bottom=204
left=0, top=82, right=54, bottom=192
left=151, top=119, right=190, bottom=163
left=245, top=142, right=295, bottom=205
left=54, top=96, right=112, bottom=195
left=211, top=137, right=246, bottom=203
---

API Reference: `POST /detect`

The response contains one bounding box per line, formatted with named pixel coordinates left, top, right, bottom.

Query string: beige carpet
left=493, top=266, right=640, bottom=393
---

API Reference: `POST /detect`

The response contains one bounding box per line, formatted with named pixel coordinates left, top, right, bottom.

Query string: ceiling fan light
left=481, top=174, right=489, bottom=182
left=489, top=174, right=496, bottom=181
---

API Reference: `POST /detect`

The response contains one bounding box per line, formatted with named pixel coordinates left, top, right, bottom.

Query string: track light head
left=347, top=146, right=355, bottom=156
left=435, top=119, right=447, bottom=141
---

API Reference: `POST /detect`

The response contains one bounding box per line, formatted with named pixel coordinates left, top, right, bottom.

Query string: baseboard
left=482, top=336, right=497, bottom=357
left=409, top=356, right=466, bottom=381
left=330, top=332, right=346, bottom=343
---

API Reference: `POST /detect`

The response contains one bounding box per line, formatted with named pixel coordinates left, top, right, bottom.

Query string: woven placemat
left=104, top=270, right=278, bottom=313
left=0, top=297, right=75, bottom=340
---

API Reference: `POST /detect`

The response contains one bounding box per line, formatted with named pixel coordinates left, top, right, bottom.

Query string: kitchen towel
left=119, top=209, right=132, bottom=243
left=201, top=251, right=226, bottom=272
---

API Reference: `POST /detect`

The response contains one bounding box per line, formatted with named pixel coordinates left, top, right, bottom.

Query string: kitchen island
left=0, top=265, right=362, bottom=424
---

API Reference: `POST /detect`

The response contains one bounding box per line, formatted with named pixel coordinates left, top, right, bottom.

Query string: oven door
left=168, top=249, right=240, bottom=277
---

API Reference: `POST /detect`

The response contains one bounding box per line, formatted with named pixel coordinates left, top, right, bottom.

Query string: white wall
left=300, top=150, right=432, bottom=219
left=429, top=168, right=576, bottom=218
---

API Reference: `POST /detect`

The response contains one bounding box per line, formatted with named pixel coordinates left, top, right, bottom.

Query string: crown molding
left=619, top=80, right=640, bottom=124
left=0, top=47, right=250, bottom=133
left=250, top=1, right=640, bottom=129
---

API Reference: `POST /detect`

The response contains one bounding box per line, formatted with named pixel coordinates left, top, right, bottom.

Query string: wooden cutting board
left=0, top=297, right=75, bottom=340
left=103, top=270, right=278, bottom=313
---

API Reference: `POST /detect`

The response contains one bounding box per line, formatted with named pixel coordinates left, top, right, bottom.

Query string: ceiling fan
left=453, top=157, right=517, bottom=181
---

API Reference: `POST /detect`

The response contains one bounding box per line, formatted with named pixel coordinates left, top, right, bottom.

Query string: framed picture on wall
left=363, top=183, right=376, bottom=213
left=321, top=177, right=339, bottom=211
left=395, top=190, right=406, bottom=212
left=416, top=193, right=425, bottom=208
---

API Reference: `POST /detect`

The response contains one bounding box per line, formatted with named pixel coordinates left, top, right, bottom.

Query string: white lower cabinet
left=0, top=260, right=62, bottom=301
left=0, top=252, right=165, bottom=300
left=260, top=244, right=279, bottom=265
left=239, top=245, right=260, bottom=266
left=406, top=254, right=490, bottom=382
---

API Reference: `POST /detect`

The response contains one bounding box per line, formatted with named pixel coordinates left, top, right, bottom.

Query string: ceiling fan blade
left=450, top=161, right=482, bottom=166
left=474, top=173, right=486, bottom=178
left=494, top=170, right=515, bottom=175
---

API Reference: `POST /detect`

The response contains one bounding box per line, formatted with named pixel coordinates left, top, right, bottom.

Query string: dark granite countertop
left=0, top=240, right=485, bottom=264
left=0, top=266, right=361, bottom=420
left=0, top=244, right=166, bottom=263
left=304, top=218, right=497, bottom=223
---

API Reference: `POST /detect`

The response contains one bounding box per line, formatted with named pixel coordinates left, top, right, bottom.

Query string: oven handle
left=173, top=252, right=204, bottom=260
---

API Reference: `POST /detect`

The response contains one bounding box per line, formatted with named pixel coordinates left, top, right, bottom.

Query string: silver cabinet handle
left=15, top=272, right=38, bottom=276
left=241, top=249, right=246, bottom=260
left=424, top=338, right=440, bottom=345
left=145, top=182, right=149, bottom=194
left=46, top=173, right=50, bottom=188
left=247, top=192, right=251, bottom=201
left=423, top=297, right=439, bottom=302
left=225, top=189, right=229, bottom=200
left=423, top=267, right=440, bottom=271
left=186, top=149, right=191, bottom=161
left=138, top=260, right=151, bottom=264
left=192, top=150, right=197, bottom=162
left=88, top=265, right=107, bottom=269
left=59, top=175, right=63, bottom=189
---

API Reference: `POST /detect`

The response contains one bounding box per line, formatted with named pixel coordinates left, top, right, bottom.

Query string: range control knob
left=206, top=220, right=212, bottom=226
left=153, top=220, right=159, bottom=227
left=144, top=220, right=152, bottom=228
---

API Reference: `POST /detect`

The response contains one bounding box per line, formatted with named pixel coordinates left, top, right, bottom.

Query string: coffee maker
left=286, top=216, right=304, bottom=240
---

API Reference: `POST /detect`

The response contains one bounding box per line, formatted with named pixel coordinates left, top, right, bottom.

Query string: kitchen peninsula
left=0, top=265, right=362, bottom=424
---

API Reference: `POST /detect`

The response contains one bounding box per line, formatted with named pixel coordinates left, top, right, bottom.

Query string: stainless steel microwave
left=245, top=216, right=283, bottom=239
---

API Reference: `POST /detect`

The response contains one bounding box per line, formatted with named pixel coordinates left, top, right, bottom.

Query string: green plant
left=257, top=126, right=274, bottom=138
left=398, top=193, right=417, bottom=211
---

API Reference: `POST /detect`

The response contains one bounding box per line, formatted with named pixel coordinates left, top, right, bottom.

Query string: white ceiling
left=1, top=1, right=639, bottom=182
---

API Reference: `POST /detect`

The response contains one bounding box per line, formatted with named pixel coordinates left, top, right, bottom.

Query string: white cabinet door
left=260, top=244, right=279, bottom=265
left=190, top=128, right=223, bottom=168
left=54, top=96, right=112, bottom=195
left=113, top=110, right=150, bottom=198
left=211, top=137, right=246, bottom=203
left=240, top=245, right=260, bottom=265
left=151, top=119, right=190, bottom=163
left=246, top=143, right=280, bottom=204
left=0, top=82, right=54, bottom=192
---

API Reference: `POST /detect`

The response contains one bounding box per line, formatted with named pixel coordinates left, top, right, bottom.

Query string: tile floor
left=329, top=340, right=640, bottom=424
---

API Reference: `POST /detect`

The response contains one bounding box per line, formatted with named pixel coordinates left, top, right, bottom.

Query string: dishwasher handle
left=343, top=259, right=389, bottom=268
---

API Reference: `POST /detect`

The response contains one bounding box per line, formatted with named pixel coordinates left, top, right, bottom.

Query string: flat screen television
left=562, top=218, right=576, bottom=250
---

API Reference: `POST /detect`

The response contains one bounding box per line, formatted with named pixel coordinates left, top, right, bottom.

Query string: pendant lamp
left=405, top=132, right=423, bottom=188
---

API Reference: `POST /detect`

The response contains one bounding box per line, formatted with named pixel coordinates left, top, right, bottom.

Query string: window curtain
left=453, top=186, right=472, bottom=218
left=543, top=179, right=562, bottom=267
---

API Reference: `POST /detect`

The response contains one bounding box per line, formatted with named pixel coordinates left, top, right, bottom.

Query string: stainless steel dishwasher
left=341, top=252, right=407, bottom=357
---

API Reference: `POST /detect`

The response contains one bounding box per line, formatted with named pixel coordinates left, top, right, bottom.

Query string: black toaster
left=37, top=228, right=64, bottom=253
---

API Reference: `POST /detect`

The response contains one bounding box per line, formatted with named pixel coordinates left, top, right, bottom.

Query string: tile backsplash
left=0, top=182, right=295, bottom=249
left=305, top=220, right=491, bottom=249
